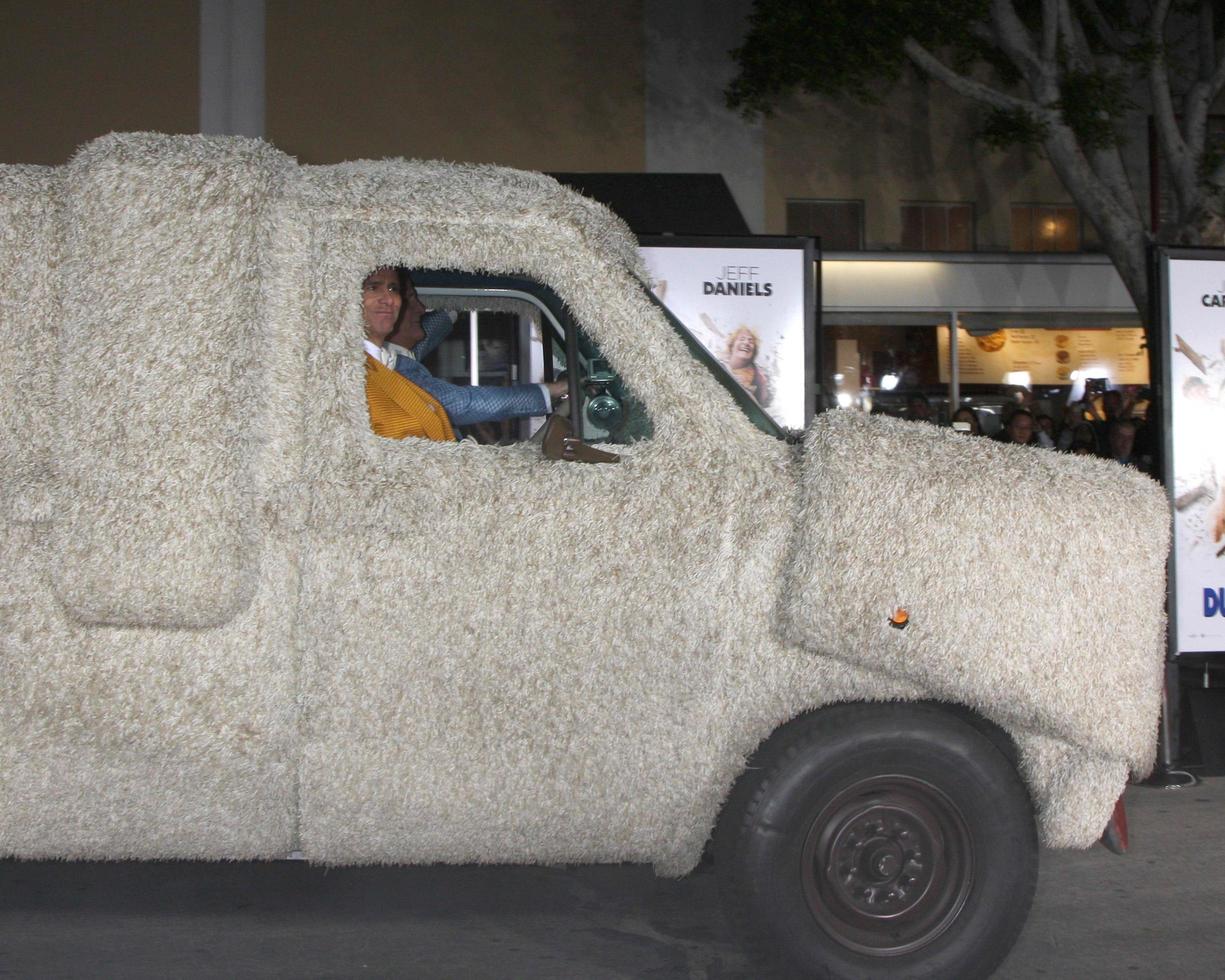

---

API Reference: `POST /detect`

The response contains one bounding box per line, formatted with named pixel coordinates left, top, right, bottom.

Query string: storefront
left=820, top=252, right=1145, bottom=436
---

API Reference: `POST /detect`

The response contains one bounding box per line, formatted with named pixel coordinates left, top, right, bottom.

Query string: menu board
left=936, top=325, right=1149, bottom=385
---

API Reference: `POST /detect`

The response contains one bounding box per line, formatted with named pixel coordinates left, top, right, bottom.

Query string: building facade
left=2, top=0, right=1108, bottom=245
left=1, top=0, right=1155, bottom=420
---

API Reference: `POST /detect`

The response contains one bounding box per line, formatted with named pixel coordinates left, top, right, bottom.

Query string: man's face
left=1008, top=414, right=1033, bottom=444
left=361, top=268, right=402, bottom=344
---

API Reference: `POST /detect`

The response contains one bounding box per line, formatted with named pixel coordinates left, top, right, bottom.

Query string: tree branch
left=1040, top=121, right=1150, bottom=305
left=1178, top=6, right=1225, bottom=227
left=1056, top=0, right=1093, bottom=72
left=1086, top=144, right=1144, bottom=225
left=967, top=20, right=996, bottom=47
left=1151, top=0, right=1174, bottom=37
left=1181, top=0, right=1225, bottom=129
left=1076, top=0, right=1134, bottom=53
left=1200, top=0, right=1216, bottom=81
left=1147, top=0, right=1195, bottom=222
left=1154, top=0, right=1225, bottom=230
left=907, top=25, right=1142, bottom=236
left=901, top=38, right=1041, bottom=113
left=988, top=0, right=1055, bottom=96
left=1191, top=29, right=1225, bottom=107
left=1041, top=0, right=1058, bottom=64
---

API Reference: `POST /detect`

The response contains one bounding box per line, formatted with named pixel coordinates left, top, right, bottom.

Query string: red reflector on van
left=1099, top=796, right=1129, bottom=854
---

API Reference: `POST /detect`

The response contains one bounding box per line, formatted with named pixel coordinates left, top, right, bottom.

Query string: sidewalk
left=997, top=774, right=1225, bottom=978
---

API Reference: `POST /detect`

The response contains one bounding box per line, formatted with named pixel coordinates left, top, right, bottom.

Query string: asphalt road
left=1, top=777, right=1222, bottom=979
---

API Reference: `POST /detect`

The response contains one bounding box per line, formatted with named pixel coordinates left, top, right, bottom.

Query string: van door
left=295, top=263, right=775, bottom=868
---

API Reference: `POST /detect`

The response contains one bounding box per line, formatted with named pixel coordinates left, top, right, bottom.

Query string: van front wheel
left=718, top=703, right=1037, bottom=979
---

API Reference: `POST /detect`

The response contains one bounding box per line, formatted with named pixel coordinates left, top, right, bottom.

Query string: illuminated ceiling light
left=880, top=373, right=900, bottom=391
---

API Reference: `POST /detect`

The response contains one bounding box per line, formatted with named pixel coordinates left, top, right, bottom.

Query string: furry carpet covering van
left=0, top=133, right=1168, bottom=876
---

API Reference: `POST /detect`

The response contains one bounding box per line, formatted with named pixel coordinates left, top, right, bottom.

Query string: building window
left=1011, top=204, right=1080, bottom=252
left=786, top=199, right=863, bottom=250
left=900, top=202, right=974, bottom=251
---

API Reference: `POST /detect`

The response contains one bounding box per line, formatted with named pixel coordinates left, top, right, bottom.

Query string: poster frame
left=1158, top=244, right=1225, bottom=660
left=638, top=234, right=820, bottom=428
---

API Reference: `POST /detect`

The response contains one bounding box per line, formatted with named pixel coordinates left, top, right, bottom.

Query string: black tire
left=717, top=702, right=1038, bottom=979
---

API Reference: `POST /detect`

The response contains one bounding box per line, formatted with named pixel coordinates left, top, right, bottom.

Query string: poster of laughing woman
left=640, top=239, right=813, bottom=431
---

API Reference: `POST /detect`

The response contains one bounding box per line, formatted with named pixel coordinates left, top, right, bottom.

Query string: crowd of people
left=903, top=388, right=1155, bottom=474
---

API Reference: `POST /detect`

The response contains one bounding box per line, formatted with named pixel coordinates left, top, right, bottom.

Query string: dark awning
left=548, top=172, right=750, bottom=236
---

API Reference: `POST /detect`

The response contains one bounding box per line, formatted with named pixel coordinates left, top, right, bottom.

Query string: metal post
left=1141, top=245, right=1197, bottom=788
left=949, top=310, right=960, bottom=413
left=1143, top=660, right=1197, bottom=788
left=469, top=311, right=479, bottom=388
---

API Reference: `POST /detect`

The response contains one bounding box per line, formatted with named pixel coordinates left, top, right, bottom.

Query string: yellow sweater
left=365, top=354, right=455, bottom=442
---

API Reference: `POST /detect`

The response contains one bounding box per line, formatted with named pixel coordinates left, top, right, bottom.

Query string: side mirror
left=586, top=393, right=623, bottom=431
left=583, top=358, right=623, bottom=432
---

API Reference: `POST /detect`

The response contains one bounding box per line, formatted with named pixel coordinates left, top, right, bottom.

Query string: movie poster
left=1166, top=252, right=1225, bottom=654
left=639, top=242, right=811, bottom=430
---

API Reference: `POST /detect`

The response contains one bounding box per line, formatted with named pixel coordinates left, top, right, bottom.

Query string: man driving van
left=372, top=268, right=567, bottom=428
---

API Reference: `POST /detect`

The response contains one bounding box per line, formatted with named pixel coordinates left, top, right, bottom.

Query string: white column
left=199, top=0, right=266, bottom=137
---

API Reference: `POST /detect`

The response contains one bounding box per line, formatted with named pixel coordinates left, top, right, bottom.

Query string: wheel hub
left=801, top=775, right=973, bottom=957
left=833, top=810, right=931, bottom=914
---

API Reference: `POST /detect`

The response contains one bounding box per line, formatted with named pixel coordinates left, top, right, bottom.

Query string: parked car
left=0, top=134, right=1170, bottom=979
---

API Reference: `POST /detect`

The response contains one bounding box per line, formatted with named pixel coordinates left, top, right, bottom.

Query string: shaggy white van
left=0, top=133, right=1169, bottom=979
